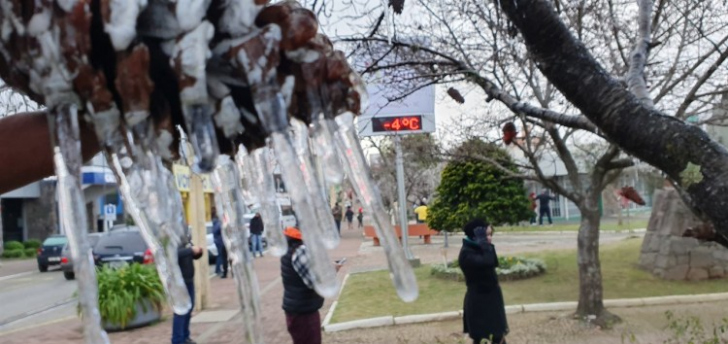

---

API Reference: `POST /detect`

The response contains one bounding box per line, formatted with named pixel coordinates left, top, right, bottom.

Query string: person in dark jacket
left=536, top=190, right=556, bottom=225
left=280, top=226, right=342, bottom=344
left=172, top=241, right=203, bottom=344
left=459, top=219, right=508, bottom=344
left=331, top=202, right=343, bottom=233
left=345, top=206, right=354, bottom=230
left=249, top=212, right=264, bottom=257
left=212, top=215, right=228, bottom=278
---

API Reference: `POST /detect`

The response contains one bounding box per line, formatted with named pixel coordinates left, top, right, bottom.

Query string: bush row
left=1, top=248, right=39, bottom=259
left=3, top=240, right=42, bottom=250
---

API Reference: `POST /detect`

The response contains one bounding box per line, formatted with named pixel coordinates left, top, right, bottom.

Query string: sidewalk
left=0, top=228, right=366, bottom=344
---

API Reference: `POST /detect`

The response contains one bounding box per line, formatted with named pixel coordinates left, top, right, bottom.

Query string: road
left=0, top=259, right=221, bottom=336
left=0, top=265, right=77, bottom=334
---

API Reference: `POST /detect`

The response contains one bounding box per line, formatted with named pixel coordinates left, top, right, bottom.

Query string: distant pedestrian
left=414, top=201, right=428, bottom=224
left=357, top=207, right=364, bottom=229
left=212, top=215, right=228, bottom=278
left=171, top=240, right=203, bottom=344
left=459, top=219, right=508, bottom=344
left=249, top=212, right=264, bottom=258
left=280, top=226, right=343, bottom=344
left=331, top=202, right=343, bottom=233
left=528, top=192, right=537, bottom=225
left=536, top=190, right=556, bottom=225
left=345, top=206, right=354, bottom=230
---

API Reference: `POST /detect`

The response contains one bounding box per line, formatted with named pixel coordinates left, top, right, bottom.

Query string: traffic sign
left=104, top=204, right=117, bottom=221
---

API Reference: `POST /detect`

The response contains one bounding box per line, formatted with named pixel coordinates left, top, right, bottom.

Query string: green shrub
left=2, top=249, right=25, bottom=258
left=23, top=240, right=42, bottom=249
left=24, top=248, right=38, bottom=257
left=92, top=263, right=165, bottom=329
left=4, top=241, right=24, bottom=250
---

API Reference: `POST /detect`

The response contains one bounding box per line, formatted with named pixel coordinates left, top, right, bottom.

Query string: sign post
left=103, top=204, right=117, bottom=232
left=394, top=134, right=415, bottom=260
left=358, top=84, right=435, bottom=266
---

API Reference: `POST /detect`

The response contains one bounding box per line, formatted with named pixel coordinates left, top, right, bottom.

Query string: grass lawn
left=499, top=219, right=648, bottom=232
left=331, top=237, right=728, bottom=323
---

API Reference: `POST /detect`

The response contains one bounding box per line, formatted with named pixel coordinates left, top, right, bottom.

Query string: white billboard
left=357, top=84, right=436, bottom=137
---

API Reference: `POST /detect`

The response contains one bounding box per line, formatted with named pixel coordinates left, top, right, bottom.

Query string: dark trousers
left=215, top=242, right=228, bottom=276
left=285, top=311, right=321, bottom=344
left=472, top=337, right=506, bottom=344
left=171, top=281, right=195, bottom=344
left=334, top=220, right=341, bottom=233
left=539, top=208, right=552, bottom=225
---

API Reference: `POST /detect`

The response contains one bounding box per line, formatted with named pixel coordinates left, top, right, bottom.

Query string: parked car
left=93, top=227, right=152, bottom=268
left=60, top=232, right=105, bottom=280
left=37, top=235, right=68, bottom=272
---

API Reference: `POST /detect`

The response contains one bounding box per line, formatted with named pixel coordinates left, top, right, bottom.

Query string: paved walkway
left=0, top=228, right=641, bottom=343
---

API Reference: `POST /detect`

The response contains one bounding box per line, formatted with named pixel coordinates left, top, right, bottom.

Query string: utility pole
left=395, top=135, right=417, bottom=263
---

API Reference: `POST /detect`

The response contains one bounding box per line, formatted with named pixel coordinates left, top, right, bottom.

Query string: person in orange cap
left=280, top=223, right=342, bottom=344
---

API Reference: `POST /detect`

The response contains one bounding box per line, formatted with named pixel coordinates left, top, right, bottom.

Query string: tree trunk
left=575, top=195, right=620, bottom=327
left=497, top=0, right=728, bottom=245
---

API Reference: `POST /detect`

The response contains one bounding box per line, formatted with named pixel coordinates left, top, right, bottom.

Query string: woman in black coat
left=459, top=219, right=508, bottom=344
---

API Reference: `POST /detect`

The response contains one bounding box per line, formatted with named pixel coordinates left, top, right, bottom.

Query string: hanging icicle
left=107, top=149, right=192, bottom=315
left=290, top=119, right=340, bottom=249
left=333, top=112, right=419, bottom=302
left=241, top=148, right=289, bottom=257
left=212, top=156, right=264, bottom=343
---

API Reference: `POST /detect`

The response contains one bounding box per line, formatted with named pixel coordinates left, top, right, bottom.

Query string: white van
left=246, top=197, right=297, bottom=233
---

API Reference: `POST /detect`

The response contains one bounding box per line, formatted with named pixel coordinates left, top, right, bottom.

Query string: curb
left=323, top=292, right=728, bottom=333
left=324, top=316, right=394, bottom=332
left=503, top=229, right=646, bottom=235
left=321, top=272, right=352, bottom=328
left=393, top=311, right=459, bottom=325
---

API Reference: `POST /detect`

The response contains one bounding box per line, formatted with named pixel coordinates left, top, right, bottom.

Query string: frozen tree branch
left=626, top=0, right=654, bottom=107
left=497, top=0, right=728, bottom=246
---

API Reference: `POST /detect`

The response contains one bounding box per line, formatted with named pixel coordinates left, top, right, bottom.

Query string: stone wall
left=639, top=188, right=728, bottom=280
left=24, top=181, right=58, bottom=241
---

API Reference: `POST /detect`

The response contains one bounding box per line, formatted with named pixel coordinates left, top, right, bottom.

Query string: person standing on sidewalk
left=528, top=192, right=538, bottom=225
left=345, top=206, right=354, bottom=230
left=172, top=241, right=204, bottom=344
left=536, top=190, right=556, bottom=225
left=414, top=201, right=428, bottom=224
left=459, top=219, right=508, bottom=344
left=212, top=214, right=228, bottom=278
left=249, top=212, right=264, bottom=258
left=357, top=207, right=364, bottom=229
left=331, top=202, right=343, bottom=233
left=280, top=226, right=342, bottom=344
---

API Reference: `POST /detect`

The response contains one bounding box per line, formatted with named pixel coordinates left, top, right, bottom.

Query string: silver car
left=60, top=232, right=105, bottom=280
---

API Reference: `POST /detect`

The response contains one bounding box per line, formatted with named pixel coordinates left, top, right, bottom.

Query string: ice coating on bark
left=212, top=156, right=264, bottom=344
left=49, top=107, right=110, bottom=344
left=334, top=112, right=419, bottom=302
left=104, top=0, right=148, bottom=51
left=175, top=0, right=212, bottom=32
left=173, top=22, right=219, bottom=172
left=218, top=0, right=264, bottom=36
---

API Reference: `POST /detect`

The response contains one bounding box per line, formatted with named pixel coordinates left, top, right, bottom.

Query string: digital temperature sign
left=371, top=116, right=423, bottom=133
